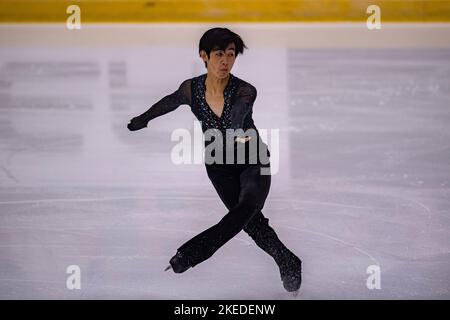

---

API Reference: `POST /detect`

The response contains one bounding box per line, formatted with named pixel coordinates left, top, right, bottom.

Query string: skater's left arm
left=231, top=83, right=257, bottom=142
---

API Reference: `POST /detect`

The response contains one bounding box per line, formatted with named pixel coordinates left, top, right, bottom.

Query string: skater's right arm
left=127, top=79, right=192, bottom=131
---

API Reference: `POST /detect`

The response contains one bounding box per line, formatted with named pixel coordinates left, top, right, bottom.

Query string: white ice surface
left=0, top=23, right=449, bottom=299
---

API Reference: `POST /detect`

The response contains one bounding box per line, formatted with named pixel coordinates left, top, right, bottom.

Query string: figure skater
left=127, top=27, right=302, bottom=294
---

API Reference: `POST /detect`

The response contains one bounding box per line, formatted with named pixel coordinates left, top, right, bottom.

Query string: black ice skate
left=278, top=252, right=302, bottom=295
left=164, top=251, right=192, bottom=273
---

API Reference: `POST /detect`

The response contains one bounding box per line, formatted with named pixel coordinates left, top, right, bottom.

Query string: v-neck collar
left=201, top=73, right=234, bottom=120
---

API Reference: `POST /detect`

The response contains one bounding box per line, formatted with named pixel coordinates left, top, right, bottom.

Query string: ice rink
left=0, top=23, right=449, bottom=299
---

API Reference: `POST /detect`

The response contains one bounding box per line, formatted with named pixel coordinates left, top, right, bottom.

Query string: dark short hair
left=199, top=27, right=247, bottom=68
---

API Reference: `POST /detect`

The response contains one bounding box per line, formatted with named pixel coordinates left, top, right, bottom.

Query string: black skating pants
left=177, top=162, right=290, bottom=268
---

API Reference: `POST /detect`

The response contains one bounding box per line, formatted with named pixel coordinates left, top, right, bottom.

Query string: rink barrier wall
left=1, top=0, right=450, bottom=23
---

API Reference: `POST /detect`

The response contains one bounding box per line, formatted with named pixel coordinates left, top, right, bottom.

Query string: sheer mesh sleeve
left=140, top=79, right=192, bottom=122
left=230, top=82, right=257, bottom=131
left=127, top=79, right=192, bottom=131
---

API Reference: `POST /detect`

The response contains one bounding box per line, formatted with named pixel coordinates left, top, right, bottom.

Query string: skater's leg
left=176, top=164, right=271, bottom=268
left=205, top=164, right=293, bottom=267
left=243, top=211, right=302, bottom=292
left=206, top=164, right=241, bottom=212
left=203, top=164, right=302, bottom=292
left=204, top=164, right=288, bottom=260
left=168, top=164, right=239, bottom=273
left=169, top=163, right=302, bottom=292
left=243, top=212, right=290, bottom=262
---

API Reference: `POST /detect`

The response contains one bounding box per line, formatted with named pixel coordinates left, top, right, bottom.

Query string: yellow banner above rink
left=0, top=0, right=450, bottom=23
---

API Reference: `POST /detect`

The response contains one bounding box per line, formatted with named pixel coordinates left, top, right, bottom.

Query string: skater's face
left=200, top=42, right=236, bottom=79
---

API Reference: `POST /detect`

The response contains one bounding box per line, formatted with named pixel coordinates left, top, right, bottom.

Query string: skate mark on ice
left=280, top=225, right=380, bottom=266
left=0, top=225, right=252, bottom=247
left=0, top=195, right=384, bottom=209
left=0, top=164, right=19, bottom=182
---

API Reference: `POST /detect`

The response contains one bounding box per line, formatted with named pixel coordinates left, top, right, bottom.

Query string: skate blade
left=291, top=289, right=300, bottom=298
left=164, top=264, right=172, bottom=272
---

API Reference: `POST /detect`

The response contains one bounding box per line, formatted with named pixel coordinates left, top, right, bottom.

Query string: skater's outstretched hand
left=127, top=116, right=148, bottom=131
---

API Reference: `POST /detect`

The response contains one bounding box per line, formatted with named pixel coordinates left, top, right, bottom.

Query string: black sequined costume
left=127, top=73, right=301, bottom=293
left=129, top=73, right=270, bottom=165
